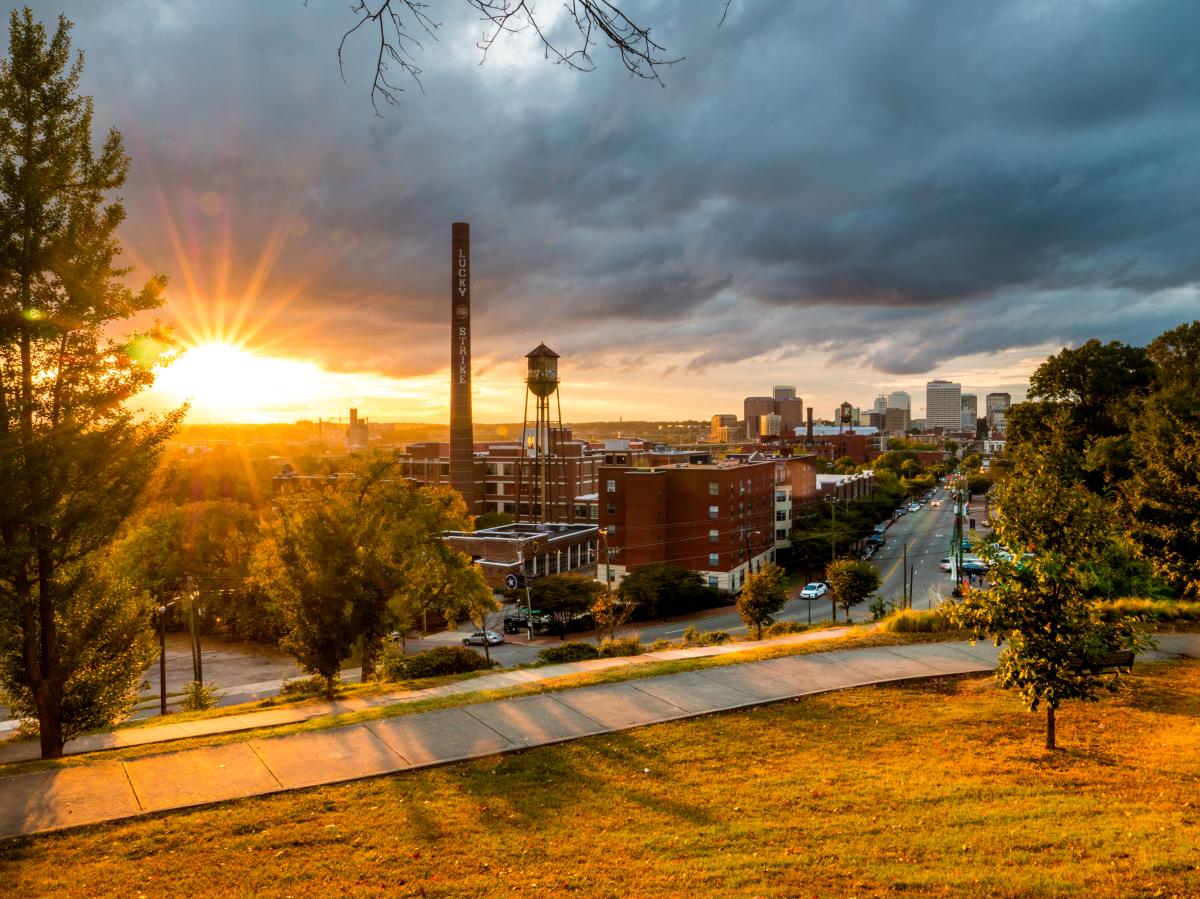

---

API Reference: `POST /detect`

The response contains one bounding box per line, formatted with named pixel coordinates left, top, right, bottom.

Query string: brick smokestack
left=450, top=223, right=478, bottom=514
left=806, top=407, right=814, bottom=440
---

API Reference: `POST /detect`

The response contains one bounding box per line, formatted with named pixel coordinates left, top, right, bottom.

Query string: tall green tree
left=736, top=562, right=788, bottom=639
left=617, top=563, right=716, bottom=619
left=1123, top=321, right=1200, bottom=598
left=951, top=412, right=1150, bottom=750
left=825, top=559, right=880, bottom=622
left=0, top=10, right=179, bottom=758
left=530, top=574, right=601, bottom=640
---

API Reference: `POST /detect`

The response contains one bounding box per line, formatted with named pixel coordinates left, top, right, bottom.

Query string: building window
left=709, top=529, right=719, bottom=544
left=708, top=576, right=719, bottom=589
left=485, top=463, right=497, bottom=476
left=607, top=503, right=616, bottom=515
left=709, top=505, right=719, bottom=519
left=776, top=510, right=787, bottom=521
left=709, top=481, right=719, bottom=496
left=606, top=525, right=615, bottom=535
left=776, top=492, right=787, bottom=503
left=776, top=528, right=787, bottom=541
left=606, top=479, right=617, bottom=493
left=708, top=553, right=720, bottom=567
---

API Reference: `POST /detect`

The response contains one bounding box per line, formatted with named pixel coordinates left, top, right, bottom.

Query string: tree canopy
left=0, top=9, right=180, bottom=758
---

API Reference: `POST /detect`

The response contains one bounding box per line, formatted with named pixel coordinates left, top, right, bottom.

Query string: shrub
left=764, top=621, right=808, bottom=637
left=599, top=636, right=643, bottom=658
left=181, top=680, right=219, bottom=711
left=537, top=642, right=600, bottom=664
left=385, top=646, right=497, bottom=680
left=681, top=624, right=700, bottom=645
left=648, top=639, right=672, bottom=651
left=878, top=608, right=955, bottom=633
left=279, top=674, right=332, bottom=696
left=1095, top=598, right=1200, bottom=622
left=693, top=629, right=731, bottom=646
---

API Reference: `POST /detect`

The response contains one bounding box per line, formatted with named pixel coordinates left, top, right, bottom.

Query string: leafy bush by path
left=385, top=646, right=497, bottom=680
left=648, top=639, right=672, bottom=651
left=682, top=625, right=730, bottom=645
left=1096, top=598, right=1200, bottom=622
left=599, top=636, right=643, bottom=658
left=537, top=642, right=601, bottom=664
left=180, top=681, right=219, bottom=711
left=764, top=621, right=808, bottom=637
left=879, top=608, right=956, bottom=633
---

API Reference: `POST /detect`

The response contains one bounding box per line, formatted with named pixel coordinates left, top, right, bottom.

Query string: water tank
left=525, top=343, right=560, bottom=398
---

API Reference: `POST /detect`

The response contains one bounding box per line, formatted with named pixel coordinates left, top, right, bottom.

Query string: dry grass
left=3, top=661, right=1198, bottom=897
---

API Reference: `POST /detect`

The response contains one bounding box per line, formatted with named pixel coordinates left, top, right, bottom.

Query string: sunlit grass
left=3, top=662, right=1198, bottom=897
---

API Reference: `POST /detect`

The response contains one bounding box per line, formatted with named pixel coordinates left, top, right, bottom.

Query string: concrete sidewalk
left=2, top=633, right=1197, bottom=840
left=0, top=625, right=860, bottom=765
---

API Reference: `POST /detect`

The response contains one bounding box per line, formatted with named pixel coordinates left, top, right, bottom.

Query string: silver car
left=463, top=630, right=504, bottom=646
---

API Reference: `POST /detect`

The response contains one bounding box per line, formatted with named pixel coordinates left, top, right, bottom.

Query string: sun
left=151, top=341, right=328, bottom=423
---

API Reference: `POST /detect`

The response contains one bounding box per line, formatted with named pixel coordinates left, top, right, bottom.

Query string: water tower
left=516, top=343, right=569, bottom=523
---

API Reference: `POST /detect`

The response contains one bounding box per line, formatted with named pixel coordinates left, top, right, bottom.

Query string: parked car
left=894, top=508, right=907, bottom=517
left=908, top=502, right=921, bottom=512
left=961, top=560, right=989, bottom=575
left=799, top=582, right=829, bottom=599
left=872, top=522, right=887, bottom=535
left=940, top=558, right=953, bottom=571
left=463, top=630, right=504, bottom=646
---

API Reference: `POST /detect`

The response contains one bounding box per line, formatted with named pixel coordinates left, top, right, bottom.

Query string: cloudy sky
left=26, top=0, right=1200, bottom=422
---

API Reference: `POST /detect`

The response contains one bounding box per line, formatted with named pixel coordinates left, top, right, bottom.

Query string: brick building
left=598, top=460, right=776, bottom=592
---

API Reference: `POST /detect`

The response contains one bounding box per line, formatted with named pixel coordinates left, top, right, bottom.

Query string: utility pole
left=158, top=603, right=168, bottom=715
left=902, top=543, right=908, bottom=608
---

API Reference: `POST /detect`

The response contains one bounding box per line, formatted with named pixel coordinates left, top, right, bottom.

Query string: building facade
left=961, top=393, right=978, bottom=431
left=888, top=390, right=911, bottom=411
left=925, top=380, right=963, bottom=433
left=598, top=460, right=777, bottom=592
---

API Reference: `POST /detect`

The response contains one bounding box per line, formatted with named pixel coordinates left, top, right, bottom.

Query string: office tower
left=872, top=394, right=888, bottom=414
left=961, top=393, right=978, bottom=431
left=744, top=396, right=775, bottom=439
left=925, top=380, right=962, bottom=433
left=888, top=390, right=911, bottom=411
left=773, top=385, right=796, bottom=401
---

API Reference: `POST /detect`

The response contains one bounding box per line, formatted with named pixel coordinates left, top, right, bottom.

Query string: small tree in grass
left=736, top=562, right=788, bottom=640
left=530, top=574, right=602, bottom=640
left=825, top=559, right=880, bottom=623
left=950, top=411, right=1151, bottom=750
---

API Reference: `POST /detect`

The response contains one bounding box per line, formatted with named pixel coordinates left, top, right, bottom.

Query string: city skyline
left=18, top=1, right=1193, bottom=424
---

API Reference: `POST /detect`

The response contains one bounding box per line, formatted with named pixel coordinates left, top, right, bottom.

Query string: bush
left=279, top=674, right=332, bottom=696
left=878, top=608, right=955, bottom=633
left=686, top=629, right=731, bottom=646
left=648, top=639, right=672, bottom=651
left=537, top=642, right=600, bottom=664
left=599, top=636, right=643, bottom=658
left=1095, top=598, right=1200, bottom=622
left=181, top=680, right=219, bottom=711
left=384, top=646, right=497, bottom=680
left=764, top=621, right=809, bottom=637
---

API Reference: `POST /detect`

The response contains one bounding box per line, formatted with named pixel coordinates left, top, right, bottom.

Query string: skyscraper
left=961, top=393, right=978, bottom=431
left=872, top=394, right=888, bottom=414
left=744, top=396, right=775, bottom=438
left=925, top=380, right=962, bottom=433
left=986, top=392, right=1011, bottom=433
left=773, top=385, right=796, bottom=401
left=888, top=390, right=911, bottom=411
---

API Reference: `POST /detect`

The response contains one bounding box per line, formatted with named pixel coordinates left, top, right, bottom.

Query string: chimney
left=806, top=407, right=814, bottom=440
left=449, top=223, right=479, bottom=513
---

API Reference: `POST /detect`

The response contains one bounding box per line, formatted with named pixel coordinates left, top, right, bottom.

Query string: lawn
left=3, top=661, right=1198, bottom=897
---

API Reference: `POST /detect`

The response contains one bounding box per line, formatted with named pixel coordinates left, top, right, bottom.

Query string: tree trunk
left=1046, top=705, right=1056, bottom=751
left=831, top=599, right=837, bottom=623
left=36, top=682, right=65, bottom=759
left=361, top=633, right=377, bottom=681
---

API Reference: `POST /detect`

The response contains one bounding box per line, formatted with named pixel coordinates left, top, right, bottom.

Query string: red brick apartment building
left=598, top=460, right=777, bottom=592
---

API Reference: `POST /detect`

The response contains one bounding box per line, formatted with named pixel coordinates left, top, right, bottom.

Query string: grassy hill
left=4, top=661, right=1198, bottom=897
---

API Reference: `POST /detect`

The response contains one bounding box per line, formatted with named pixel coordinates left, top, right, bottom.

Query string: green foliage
left=878, top=608, right=955, bottom=633
left=529, top=574, right=602, bottom=639
left=682, top=626, right=731, bottom=645
left=826, top=559, right=881, bottom=621
left=383, top=645, right=497, bottom=680
left=598, top=636, right=643, bottom=658
left=180, top=680, right=219, bottom=712
left=251, top=463, right=488, bottom=689
left=736, top=562, right=789, bottom=639
left=1, top=569, right=157, bottom=740
left=1123, top=322, right=1200, bottom=598
left=1094, top=598, right=1200, bottom=623
left=950, top=413, right=1152, bottom=749
left=763, top=620, right=809, bottom=637
left=536, top=641, right=600, bottom=664
left=618, top=563, right=721, bottom=619
left=648, top=639, right=671, bottom=651
left=279, top=674, right=334, bottom=696
left=0, top=9, right=180, bottom=758
left=868, top=597, right=894, bottom=620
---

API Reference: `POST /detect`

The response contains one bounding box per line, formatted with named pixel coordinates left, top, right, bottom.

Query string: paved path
left=1, top=633, right=1197, bottom=840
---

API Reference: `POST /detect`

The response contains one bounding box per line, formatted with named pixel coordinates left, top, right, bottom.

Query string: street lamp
left=742, top=528, right=763, bottom=585
left=156, top=599, right=178, bottom=716
left=823, top=495, right=850, bottom=565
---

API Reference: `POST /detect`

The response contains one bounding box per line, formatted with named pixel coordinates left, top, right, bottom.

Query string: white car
left=463, top=630, right=504, bottom=647
left=799, top=582, right=828, bottom=599
left=908, top=502, right=920, bottom=512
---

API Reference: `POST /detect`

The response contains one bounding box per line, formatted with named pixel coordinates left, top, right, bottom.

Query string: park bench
left=1067, top=650, right=1135, bottom=675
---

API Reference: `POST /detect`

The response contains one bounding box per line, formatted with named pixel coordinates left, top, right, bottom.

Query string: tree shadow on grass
left=449, top=728, right=719, bottom=834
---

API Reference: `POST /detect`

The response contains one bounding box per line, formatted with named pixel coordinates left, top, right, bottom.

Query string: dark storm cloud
left=30, top=0, right=1200, bottom=378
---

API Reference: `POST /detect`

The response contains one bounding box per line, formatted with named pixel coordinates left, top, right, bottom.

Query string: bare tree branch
left=337, top=0, right=685, bottom=112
